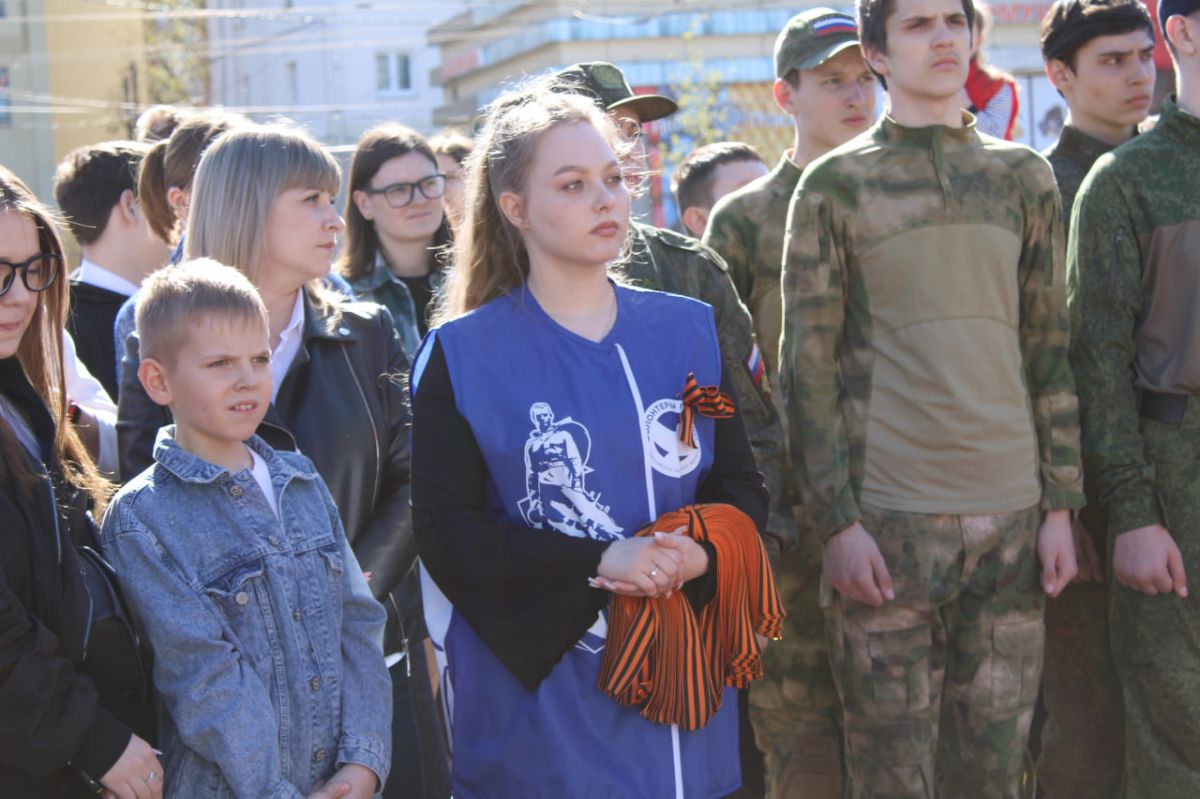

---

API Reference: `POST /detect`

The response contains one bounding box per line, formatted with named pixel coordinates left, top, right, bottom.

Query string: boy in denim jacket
left=100, top=260, right=391, bottom=799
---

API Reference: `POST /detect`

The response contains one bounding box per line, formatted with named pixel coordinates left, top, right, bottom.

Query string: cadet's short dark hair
left=857, top=0, right=978, bottom=88
left=54, top=141, right=149, bottom=245
left=672, top=142, right=765, bottom=216
left=1040, top=0, right=1155, bottom=70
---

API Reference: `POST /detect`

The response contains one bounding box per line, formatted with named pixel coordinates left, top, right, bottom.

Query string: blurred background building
left=0, top=0, right=1177, bottom=224
left=1, top=0, right=148, bottom=199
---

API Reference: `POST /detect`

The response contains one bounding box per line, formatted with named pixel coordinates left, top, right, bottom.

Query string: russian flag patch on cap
left=813, top=15, right=858, bottom=35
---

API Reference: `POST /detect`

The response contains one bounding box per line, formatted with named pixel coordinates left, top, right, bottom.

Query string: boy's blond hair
left=136, top=258, right=269, bottom=365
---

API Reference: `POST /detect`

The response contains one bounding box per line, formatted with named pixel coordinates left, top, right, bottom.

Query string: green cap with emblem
left=774, top=8, right=862, bottom=78
left=553, top=62, right=679, bottom=123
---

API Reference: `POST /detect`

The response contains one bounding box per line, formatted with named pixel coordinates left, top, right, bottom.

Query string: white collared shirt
left=269, top=291, right=306, bottom=402
left=74, top=258, right=140, bottom=297
left=62, top=330, right=119, bottom=477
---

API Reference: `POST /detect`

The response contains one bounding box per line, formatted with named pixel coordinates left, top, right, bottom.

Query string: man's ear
left=773, top=78, right=796, bottom=114
left=497, top=190, right=527, bottom=229
left=863, top=44, right=889, bottom=82
left=1045, top=58, right=1072, bottom=93
left=138, top=357, right=174, bottom=407
left=681, top=206, right=710, bottom=239
left=1166, top=13, right=1198, bottom=56
left=114, top=188, right=138, bottom=228
left=352, top=189, right=375, bottom=221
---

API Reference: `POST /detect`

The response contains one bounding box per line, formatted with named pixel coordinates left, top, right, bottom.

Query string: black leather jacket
left=0, top=358, right=134, bottom=796
left=116, top=292, right=417, bottom=650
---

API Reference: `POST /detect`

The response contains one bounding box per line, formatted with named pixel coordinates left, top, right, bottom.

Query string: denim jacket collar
left=152, top=426, right=319, bottom=485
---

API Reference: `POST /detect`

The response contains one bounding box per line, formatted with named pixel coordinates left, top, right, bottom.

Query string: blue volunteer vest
left=413, top=283, right=740, bottom=799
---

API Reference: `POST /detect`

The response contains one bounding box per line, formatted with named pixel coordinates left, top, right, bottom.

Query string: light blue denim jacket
left=99, top=428, right=391, bottom=799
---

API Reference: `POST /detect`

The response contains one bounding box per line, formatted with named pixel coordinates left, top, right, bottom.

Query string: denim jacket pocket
left=202, top=559, right=277, bottom=677
left=317, top=544, right=345, bottom=625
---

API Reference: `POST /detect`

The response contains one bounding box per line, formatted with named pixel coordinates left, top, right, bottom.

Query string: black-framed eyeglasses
left=0, top=253, right=61, bottom=298
left=364, top=174, right=447, bottom=209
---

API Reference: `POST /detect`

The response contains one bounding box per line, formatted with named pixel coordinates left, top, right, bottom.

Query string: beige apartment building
left=0, top=0, right=147, bottom=200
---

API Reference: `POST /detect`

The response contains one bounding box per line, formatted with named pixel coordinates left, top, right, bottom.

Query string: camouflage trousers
left=750, top=522, right=843, bottom=799
left=1035, top=508, right=1123, bottom=798
left=1110, top=409, right=1200, bottom=799
left=824, top=502, right=1044, bottom=799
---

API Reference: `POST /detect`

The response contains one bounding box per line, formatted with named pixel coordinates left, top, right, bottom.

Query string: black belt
left=1139, top=390, right=1189, bottom=428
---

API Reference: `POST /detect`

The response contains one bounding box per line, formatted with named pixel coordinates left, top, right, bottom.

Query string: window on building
left=376, top=52, right=412, bottom=93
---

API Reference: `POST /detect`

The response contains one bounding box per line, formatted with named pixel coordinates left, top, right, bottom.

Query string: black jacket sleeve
left=347, top=310, right=417, bottom=605
left=412, top=338, right=610, bottom=691
left=0, top=496, right=129, bottom=783
left=115, top=332, right=169, bottom=482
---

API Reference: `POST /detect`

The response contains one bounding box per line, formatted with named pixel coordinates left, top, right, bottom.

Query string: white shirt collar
left=75, top=258, right=141, bottom=297
left=269, top=290, right=307, bottom=402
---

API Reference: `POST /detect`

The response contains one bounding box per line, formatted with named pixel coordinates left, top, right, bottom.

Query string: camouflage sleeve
left=1019, top=162, right=1085, bottom=512
left=780, top=187, right=859, bottom=542
left=703, top=197, right=754, bottom=303
left=1067, top=167, right=1160, bottom=537
left=692, top=249, right=798, bottom=562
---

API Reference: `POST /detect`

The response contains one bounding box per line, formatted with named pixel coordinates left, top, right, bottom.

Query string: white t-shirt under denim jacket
left=99, top=427, right=392, bottom=799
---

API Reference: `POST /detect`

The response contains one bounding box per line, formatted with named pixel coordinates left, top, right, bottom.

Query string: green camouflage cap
left=553, top=62, right=679, bottom=122
left=774, top=8, right=862, bottom=78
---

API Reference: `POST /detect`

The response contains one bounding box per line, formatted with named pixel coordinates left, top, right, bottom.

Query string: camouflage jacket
left=781, top=113, right=1085, bottom=542
left=703, top=151, right=804, bottom=378
left=1068, top=97, right=1200, bottom=538
left=1043, top=124, right=1117, bottom=235
left=621, top=222, right=798, bottom=558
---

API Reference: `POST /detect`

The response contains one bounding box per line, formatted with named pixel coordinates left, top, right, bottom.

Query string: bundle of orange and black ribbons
left=597, top=504, right=785, bottom=731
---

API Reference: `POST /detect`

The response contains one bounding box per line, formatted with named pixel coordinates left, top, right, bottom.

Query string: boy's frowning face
left=866, top=0, right=972, bottom=104
left=148, top=314, right=273, bottom=464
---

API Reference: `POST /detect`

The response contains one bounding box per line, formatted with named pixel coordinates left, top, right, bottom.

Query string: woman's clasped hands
left=590, top=529, right=709, bottom=598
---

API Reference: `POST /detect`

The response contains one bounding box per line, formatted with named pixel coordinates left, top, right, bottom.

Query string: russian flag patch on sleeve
left=746, top=342, right=768, bottom=398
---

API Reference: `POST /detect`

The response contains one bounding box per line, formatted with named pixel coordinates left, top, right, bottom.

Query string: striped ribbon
left=678, top=372, right=735, bottom=448
left=597, top=504, right=785, bottom=731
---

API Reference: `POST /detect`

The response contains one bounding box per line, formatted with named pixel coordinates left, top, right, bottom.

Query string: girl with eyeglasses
left=0, top=165, right=162, bottom=798
left=337, top=124, right=452, bottom=356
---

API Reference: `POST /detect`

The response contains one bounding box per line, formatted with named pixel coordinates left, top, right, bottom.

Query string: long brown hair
left=336, top=123, right=453, bottom=283
left=138, top=109, right=247, bottom=245
left=0, top=166, right=111, bottom=511
left=433, top=85, right=627, bottom=325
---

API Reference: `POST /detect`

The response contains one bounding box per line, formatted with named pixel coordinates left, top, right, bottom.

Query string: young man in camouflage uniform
left=554, top=61, right=796, bottom=796
left=1033, top=1, right=1156, bottom=794
left=1068, top=1, right=1200, bottom=794
left=779, top=0, right=1084, bottom=794
left=702, top=11, right=877, bottom=798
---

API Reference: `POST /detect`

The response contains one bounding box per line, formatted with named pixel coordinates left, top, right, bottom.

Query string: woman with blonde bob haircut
left=411, top=83, right=769, bottom=797
left=116, top=123, right=418, bottom=796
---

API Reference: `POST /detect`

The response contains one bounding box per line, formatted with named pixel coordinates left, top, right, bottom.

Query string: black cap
left=1160, top=0, right=1200, bottom=32
left=552, top=62, right=679, bottom=123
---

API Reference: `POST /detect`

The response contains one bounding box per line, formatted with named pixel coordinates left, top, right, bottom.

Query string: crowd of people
left=1, top=0, right=1197, bottom=796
